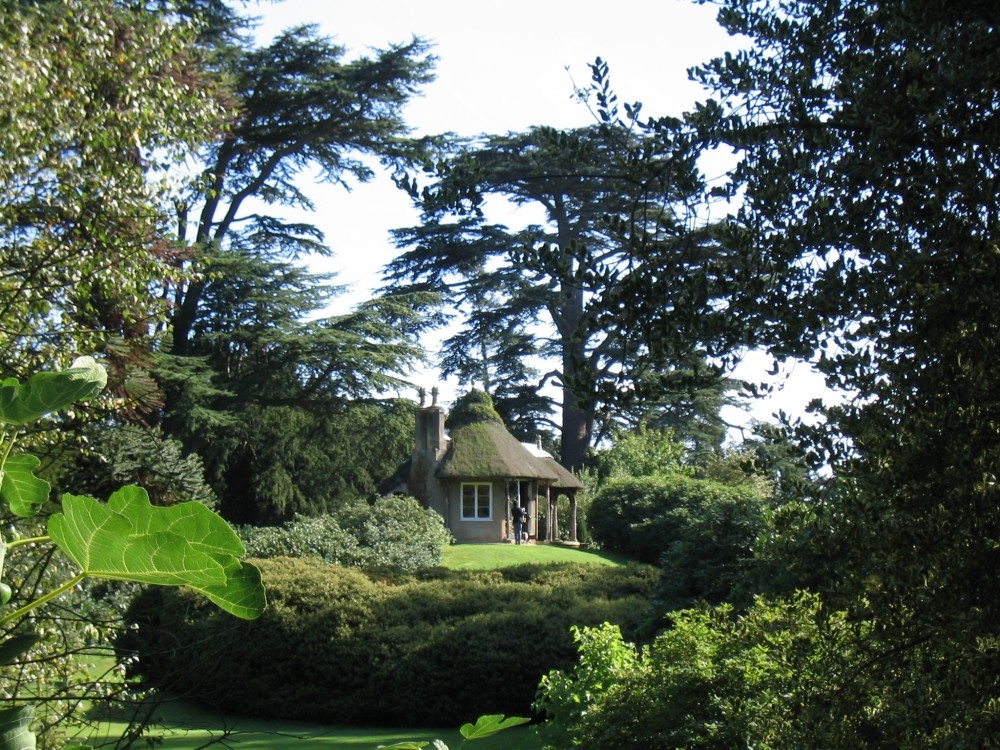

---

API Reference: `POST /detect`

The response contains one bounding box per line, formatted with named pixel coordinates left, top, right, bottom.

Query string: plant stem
left=0, top=572, right=87, bottom=627
left=6, top=535, right=51, bottom=550
left=7, top=536, right=52, bottom=549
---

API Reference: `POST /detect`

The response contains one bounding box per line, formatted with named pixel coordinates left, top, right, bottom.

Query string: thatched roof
left=388, top=388, right=582, bottom=490
left=540, top=456, right=585, bottom=490
left=445, top=389, right=504, bottom=429
left=522, top=441, right=585, bottom=490
left=436, top=418, right=558, bottom=480
left=433, top=390, right=555, bottom=480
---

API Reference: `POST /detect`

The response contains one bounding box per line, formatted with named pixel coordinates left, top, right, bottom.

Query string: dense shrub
left=587, top=475, right=767, bottom=611
left=587, top=476, right=668, bottom=562
left=121, top=557, right=657, bottom=727
left=239, top=495, right=452, bottom=571
left=535, top=593, right=872, bottom=750
left=534, top=622, right=639, bottom=750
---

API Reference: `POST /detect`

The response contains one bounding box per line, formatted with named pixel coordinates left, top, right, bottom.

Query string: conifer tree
left=387, top=65, right=734, bottom=468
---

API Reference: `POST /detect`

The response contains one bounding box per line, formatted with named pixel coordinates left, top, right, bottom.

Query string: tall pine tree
left=387, top=62, right=735, bottom=467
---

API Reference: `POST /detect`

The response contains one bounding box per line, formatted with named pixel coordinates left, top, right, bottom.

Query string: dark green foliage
left=587, top=475, right=766, bottom=611
left=539, top=0, right=1000, bottom=745
left=239, top=496, right=452, bottom=571
left=160, top=240, right=427, bottom=524
left=199, top=398, right=417, bottom=525
left=438, top=293, right=555, bottom=443
left=159, top=16, right=438, bottom=526
left=537, top=594, right=870, bottom=750
left=386, top=102, right=731, bottom=468
left=122, top=558, right=657, bottom=727
left=588, top=477, right=670, bottom=562
left=654, top=486, right=767, bottom=614
left=57, top=424, right=217, bottom=508
left=689, top=0, right=1000, bottom=744
left=169, top=25, right=436, bottom=355
left=691, top=0, right=1000, bottom=624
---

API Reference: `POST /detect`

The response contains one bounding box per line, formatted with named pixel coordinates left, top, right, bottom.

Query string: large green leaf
left=0, top=455, right=51, bottom=518
left=458, top=715, right=530, bottom=740
left=0, top=356, right=107, bottom=427
left=48, top=487, right=265, bottom=619
left=0, top=706, right=34, bottom=750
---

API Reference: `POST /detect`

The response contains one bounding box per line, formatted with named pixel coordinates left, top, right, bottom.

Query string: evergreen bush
left=122, top=557, right=657, bottom=727
left=587, top=476, right=767, bottom=612
left=535, top=594, right=868, bottom=750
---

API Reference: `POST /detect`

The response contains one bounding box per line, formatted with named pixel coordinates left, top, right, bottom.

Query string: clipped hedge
left=121, top=557, right=657, bottom=727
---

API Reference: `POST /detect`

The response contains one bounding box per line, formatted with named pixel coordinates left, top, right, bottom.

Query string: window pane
left=461, top=483, right=490, bottom=519
left=462, top=485, right=475, bottom=518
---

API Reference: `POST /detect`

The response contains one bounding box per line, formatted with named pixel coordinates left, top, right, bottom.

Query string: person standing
left=512, top=503, right=527, bottom=544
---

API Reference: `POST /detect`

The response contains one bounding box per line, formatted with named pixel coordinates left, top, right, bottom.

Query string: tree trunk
left=560, top=376, right=591, bottom=470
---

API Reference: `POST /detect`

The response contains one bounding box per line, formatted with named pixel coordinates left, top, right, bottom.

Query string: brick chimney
left=415, top=402, right=446, bottom=458
left=410, top=387, right=446, bottom=505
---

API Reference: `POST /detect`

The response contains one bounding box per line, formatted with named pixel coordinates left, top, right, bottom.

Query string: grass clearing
left=441, top=542, right=628, bottom=569
left=79, top=699, right=544, bottom=749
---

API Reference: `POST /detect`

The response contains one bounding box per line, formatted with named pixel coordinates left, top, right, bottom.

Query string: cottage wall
left=440, top=478, right=509, bottom=543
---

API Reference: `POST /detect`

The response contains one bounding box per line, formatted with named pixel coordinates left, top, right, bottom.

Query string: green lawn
left=79, top=702, right=543, bottom=749
left=441, top=541, right=627, bottom=569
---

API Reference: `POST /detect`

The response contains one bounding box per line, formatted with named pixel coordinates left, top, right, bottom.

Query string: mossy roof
left=541, top=456, right=585, bottom=490
left=445, top=389, right=504, bottom=429
left=522, top=439, right=585, bottom=490
left=433, top=389, right=581, bottom=485
left=436, top=419, right=559, bottom=480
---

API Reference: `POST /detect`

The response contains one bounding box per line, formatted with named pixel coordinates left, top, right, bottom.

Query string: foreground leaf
left=458, top=714, right=530, bottom=740
left=0, top=634, right=41, bottom=667
left=0, top=356, right=106, bottom=427
left=0, top=455, right=51, bottom=518
left=48, top=486, right=265, bottom=619
left=0, top=706, right=35, bottom=750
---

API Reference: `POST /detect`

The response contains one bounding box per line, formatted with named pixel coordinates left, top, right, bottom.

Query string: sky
left=246, top=0, right=830, bottom=434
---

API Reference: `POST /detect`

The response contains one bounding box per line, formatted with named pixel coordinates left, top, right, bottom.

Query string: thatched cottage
left=385, top=389, right=583, bottom=544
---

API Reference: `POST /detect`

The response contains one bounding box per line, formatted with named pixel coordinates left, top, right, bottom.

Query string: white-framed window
left=461, top=483, right=492, bottom=520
